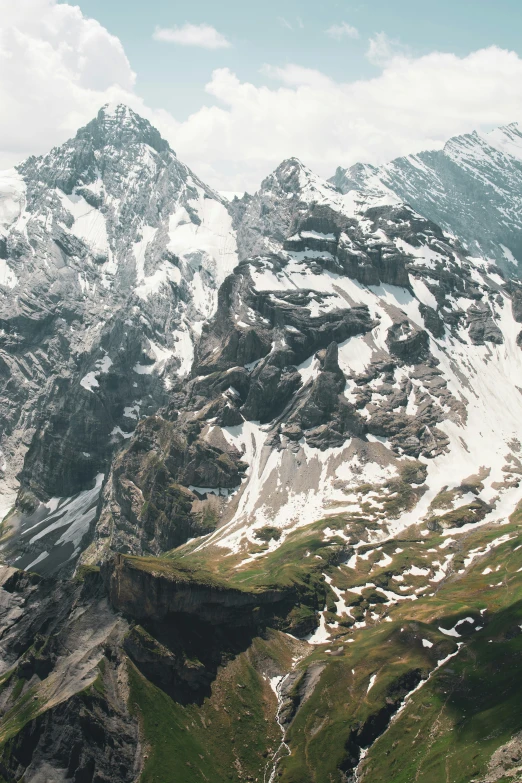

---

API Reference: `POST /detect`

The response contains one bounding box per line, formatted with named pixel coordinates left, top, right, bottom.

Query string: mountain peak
left=501, top=120, right=521, bottom=133
left=277, top=156, right=305, bottom=168
left=439, top=122, right=522, bottom=164
left=331, top=119, right=522, bottom=273
left=17, top=103, right=178, bottom=198
left=481, top=121, right=522, bottom=163
left=99, top=102, right=134, bottom=120
left=75, top=103, right=172, bottom=156
left=272, top=156, right=308, bottom=181
left=264, top=157, right=338, bottom=201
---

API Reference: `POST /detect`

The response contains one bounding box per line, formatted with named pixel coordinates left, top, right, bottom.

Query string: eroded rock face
left=466, top=302, right=504, bottom=345
left=103, top=554, right=289, bottom=628
left=87, top=414, right=247, bottom=559
left=101, top=553, right=324, bottom=705
left=386, top=320, right=430, bottom=363
left=0, top=662, right=140, bottom=783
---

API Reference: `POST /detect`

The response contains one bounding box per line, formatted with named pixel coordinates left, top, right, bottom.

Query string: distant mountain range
left=331, top=122, right=522, bottom=275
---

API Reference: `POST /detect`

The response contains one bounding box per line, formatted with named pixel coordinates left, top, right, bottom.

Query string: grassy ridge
left=2, top=504, right=522, bottom=782
left=276, top=514, right=522, bottom=782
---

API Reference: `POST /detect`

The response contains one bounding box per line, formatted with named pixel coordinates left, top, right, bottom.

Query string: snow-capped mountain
left=1, top=108, right=522, bottom=783
left=0, top=104, right=237, bottom=574
left=331, top=122, right=522, bottom=275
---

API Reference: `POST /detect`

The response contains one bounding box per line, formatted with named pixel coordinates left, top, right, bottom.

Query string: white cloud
left=153, top=23, right=230, bottom=50
left=261, top=64, right=332, bottom=89
left=277, top=17, right=305, bottom=31
left=366, top=32, right=410, bottom=65
left=326, top=22, right=359, bottom=40
left=277, top=17, right=293, bottom=30
left=0, top=0, right=140, bottom=166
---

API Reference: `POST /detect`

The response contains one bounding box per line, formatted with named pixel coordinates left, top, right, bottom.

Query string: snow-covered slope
left=195, top=160, right=522, bottom=559
left=331, top=122, right=522, bottom=275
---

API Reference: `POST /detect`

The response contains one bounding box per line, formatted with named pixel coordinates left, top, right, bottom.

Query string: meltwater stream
left=264, top=673, right=291, bottom=783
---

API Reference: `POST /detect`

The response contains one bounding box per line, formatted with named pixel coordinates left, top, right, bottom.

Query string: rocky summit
left=0, top=107, right=522, bottom=783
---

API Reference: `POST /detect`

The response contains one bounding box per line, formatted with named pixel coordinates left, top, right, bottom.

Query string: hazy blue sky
left=66, top=0, right=522, bottom=121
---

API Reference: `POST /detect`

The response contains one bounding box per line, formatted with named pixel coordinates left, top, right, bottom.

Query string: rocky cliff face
left=0, top=565, right=138, bottom=783
left=1, top=108, right=522, bottom=783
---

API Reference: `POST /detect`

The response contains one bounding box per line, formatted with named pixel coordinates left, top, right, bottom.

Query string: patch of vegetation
left=228, top=520, right=346, bottom=593
left=275, top=512, right=522, bottom=782
left=128, top=661, right=216, bottom=783
left=91, top=657, right=107, bottom=697
left=0, top=686, right=42, bottom=745
left=398, top=460, right=428, bottom=485
left=74, top=563, right=101, bottom=581
left=278, top=623, right=437, bottom=783
left=167, top=518, right=345, bottom=623
left=198, top=504, right=219, bottom=531
left=0, top=508, right=16, bottom=546
left=429, top=487, right=457, bottom=511
left=362, top=606, right=522, bottom=783
left=379, top=478, right=421, bottom=518
left=254, top=526, right=282, bottom=542
left=286, top=604, right=318, bottom=635
left=10, top=678, right=25, bottom=702
left=121, top=554, right=232, bottom=592
left=431, top=499, right=489, bottom=529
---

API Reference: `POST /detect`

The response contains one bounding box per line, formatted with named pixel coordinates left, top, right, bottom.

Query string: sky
left=1, top=0, right=522, bottom=190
